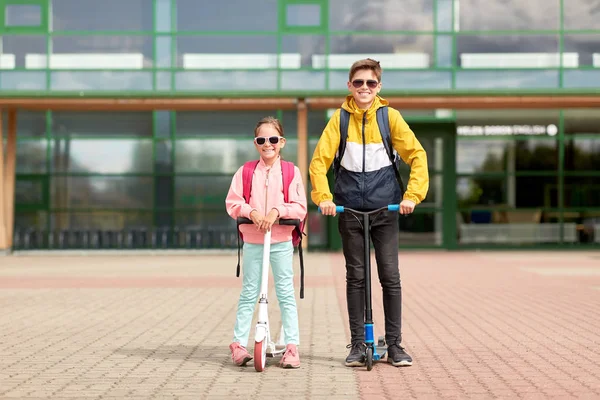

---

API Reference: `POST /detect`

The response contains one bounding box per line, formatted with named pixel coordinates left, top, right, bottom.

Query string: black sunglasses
left=352, top=79, right=379, bottom=89
left=254, top=136, right=282, bottom=145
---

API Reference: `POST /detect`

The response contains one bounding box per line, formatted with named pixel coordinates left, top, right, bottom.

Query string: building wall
left=2, top=0, right=599, bottom=249
left=1, top=0, right=599, bottom=94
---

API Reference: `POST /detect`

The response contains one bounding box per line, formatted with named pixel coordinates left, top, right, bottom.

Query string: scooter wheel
left=254, top=339, right=267, bottom=372
left=366, top=347, right=374, bottom=371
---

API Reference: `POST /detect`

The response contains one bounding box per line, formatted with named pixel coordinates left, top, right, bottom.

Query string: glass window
left=282, top=35, right=325, bottom=68
left=176, top=35, right=278, bottom=68
left=156, top=72, right=171, bottom=91
left=5, top=4, right=42, bottom=26
left=51, top=139, right=153, bottom=174
left=50, top=211, right=153, bottom=230
left=436, top=0, right=453, bottom=31
left=16, top=180, right=45, bottom=205
left=286, top=4, right=321, bottom=27
left=49, top=36, right=153, bottom=68
left=156, top=36, right=172, bottom=68
left=564, top=109, right=600, bottom=135
left=435, top=35, right=453, bottom=67
left=457, top=35, right=561, bottom=68
left=174, top=211, right=237, bottom=233
left=175, top=71, right=277, bottom=91
left=50, top=71, right=153, bottom=91
left=174, top=139, right=254, bottom=174
left=399, top=211, right=443, bottom=246
left=155, top=176, right=174, bottom=209
left=155, top=111, right=171, bottom=139
left=51, top=0, right=153, bottom=31
left=328, top=35, right=433, bottom=69
left=175, top=111, right=279, bottom=136
left=0, top=35, right=46, bottom=68
left=51, top=112, right=153, bottom=137
left=329, top=0, right=434, bottom=31
left=155, top=140, right=173, bottom=173
left=175, top=176, right=233, bottom=209
left=14, top=211, right=47, bottom=231
left=563, top=70, right=600, bottom=89
left=51, top=177, right=154, bottom=209
left=458, top=176, right=506, bottom=207
left=457, top=139, right=558, bottom=174
left=564, top=177, right=600, bottom=208
left=2, top=111, right=46, bottom=137
left=457, top=0, right=559, bottom=30
left=176, top=0, right=278, bottom=31
left=563, top=34, right=600, bottom=67
left=565, top=138, right=600, bottom=172
left=1, top=71, right=46, bottom=90
left=563, top=0, right=600, bottom=30
left=16, top=140, right=47, bottom=173
left=155, top=0, right=171, bottom=32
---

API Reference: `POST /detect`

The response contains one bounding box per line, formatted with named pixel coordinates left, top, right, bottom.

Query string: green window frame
left=279, top=0, right=327, bottom=33
left=0, top=0, right=48, bottom=34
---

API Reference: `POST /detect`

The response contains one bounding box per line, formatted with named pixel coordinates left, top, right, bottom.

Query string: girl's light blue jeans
left=233, top=240, right=299, bottom=348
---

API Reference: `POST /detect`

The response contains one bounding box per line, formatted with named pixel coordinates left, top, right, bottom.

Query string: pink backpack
left=235, top=159, right=306, bottom=298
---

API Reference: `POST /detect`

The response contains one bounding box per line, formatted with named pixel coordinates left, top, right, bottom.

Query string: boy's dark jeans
left=338, top=210, right=402, bottom=346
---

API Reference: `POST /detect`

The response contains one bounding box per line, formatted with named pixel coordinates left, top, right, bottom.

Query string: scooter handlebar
left=318, top=204, right=400, bottom=214
left=236, top=217, right=300, bottom=229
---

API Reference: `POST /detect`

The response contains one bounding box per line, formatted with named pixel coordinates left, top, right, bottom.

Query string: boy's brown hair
left=254, top=116, right=284, bottom=137
left=348, top=58, right=382, bottom=82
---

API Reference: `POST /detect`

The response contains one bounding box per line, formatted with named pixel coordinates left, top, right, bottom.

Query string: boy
left=309, top=58, right=429, bottom=367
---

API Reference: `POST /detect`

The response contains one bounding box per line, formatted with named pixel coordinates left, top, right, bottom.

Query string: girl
left=225, top=116, right=307, bottom=369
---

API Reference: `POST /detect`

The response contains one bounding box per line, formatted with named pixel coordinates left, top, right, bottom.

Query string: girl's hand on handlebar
left=249, top=210, right=263, bottom=229
left=258, top=209, right=279, bottom=233
left=400, top=200, right=416, bottom=215
left=319, top=200, right=337, bottom=216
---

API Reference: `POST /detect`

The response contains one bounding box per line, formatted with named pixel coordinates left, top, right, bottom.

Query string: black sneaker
left=387, top=343, right=412, bottom=367
left=344, top=343, right=366, bottom=367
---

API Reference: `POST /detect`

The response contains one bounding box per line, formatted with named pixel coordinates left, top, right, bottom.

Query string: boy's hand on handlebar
left=319, top=200, right=337, bottom=216
left=399, top=200, right=416, bottom=215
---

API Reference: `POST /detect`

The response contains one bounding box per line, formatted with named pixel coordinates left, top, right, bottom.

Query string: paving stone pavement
left=0, top=250, right=599, bottom=399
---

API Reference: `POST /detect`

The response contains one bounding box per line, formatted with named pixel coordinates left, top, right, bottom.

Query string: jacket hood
left=341, top=94, right=389, bottom=117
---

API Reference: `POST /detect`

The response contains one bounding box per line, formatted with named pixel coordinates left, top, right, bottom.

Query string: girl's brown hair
left=254, top=116, right=284, bottom=137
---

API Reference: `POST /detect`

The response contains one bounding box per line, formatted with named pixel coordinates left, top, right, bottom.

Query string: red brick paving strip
left=331, top=251, right=600, bottom=399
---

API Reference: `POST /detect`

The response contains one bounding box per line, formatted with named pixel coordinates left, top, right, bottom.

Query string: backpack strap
left=237, top=160, right=260, bottom=277
left=280, top=159, right=305, bottom=299
left=376, top=106, right=406, bottom=195
left=334, top=109, right=350, bottom=177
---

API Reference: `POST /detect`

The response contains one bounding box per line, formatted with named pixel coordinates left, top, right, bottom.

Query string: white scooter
left=237, top=217, right=302, bottom=372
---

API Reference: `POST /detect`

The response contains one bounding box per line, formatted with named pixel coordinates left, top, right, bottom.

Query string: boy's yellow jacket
left=309, top=94, right=429, bottom=208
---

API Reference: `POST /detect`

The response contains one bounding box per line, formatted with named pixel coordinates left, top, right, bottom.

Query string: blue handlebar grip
left=388, top=204, right=400, bottom=212
left=318, top=206, right=345, bottom=213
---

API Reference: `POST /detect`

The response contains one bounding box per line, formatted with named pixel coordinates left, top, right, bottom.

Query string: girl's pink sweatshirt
left=225, top=157, right=308, bottom=245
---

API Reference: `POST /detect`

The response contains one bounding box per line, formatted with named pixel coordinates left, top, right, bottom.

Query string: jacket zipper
left=264, top=167, right=270, bottom=214
left=361, top=113, right=366, bottom=209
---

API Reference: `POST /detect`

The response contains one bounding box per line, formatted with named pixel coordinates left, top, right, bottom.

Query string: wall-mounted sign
left=457, top=124, right=558, bottom=137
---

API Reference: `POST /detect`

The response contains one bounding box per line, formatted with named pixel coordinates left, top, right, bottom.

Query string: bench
left=460, top=52, right=579, bottom=68
left=25, top=53, right=145, bottom=69
left=182, top=53, right=301, bottom=69
left=311, top=53, right=430, bottom=69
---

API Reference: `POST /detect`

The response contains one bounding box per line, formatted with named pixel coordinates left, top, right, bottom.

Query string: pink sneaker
left=279, top=344, right=300, bottom=369
left=229, top=342, right=252, bottom=366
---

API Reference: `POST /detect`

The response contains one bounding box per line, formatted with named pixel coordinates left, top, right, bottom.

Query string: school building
left=1, top=0, right=599, bottom=253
